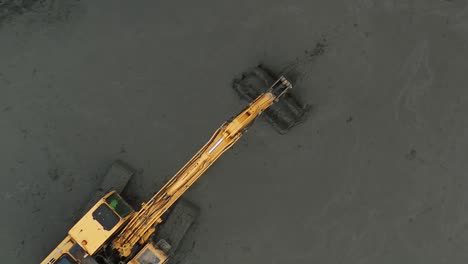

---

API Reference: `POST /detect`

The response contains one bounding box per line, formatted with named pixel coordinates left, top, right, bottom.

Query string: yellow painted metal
left=68, top=191, right=134, bottom=255
left=40, top=235, right=77, bottom=264
left=128, top=242, right=168, bottom=264
left=113, top=82, right=289, bottom=256
left=41, top=191, right=135, bottom=263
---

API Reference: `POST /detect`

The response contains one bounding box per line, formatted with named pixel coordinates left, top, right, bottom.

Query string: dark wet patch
left=119, top=146, right=127, bottom=154
left=0, top=0, right=86, bottom=27
left=278, top=37, right=329, bottom=84
left=63, top=175, right=74, bottom=192
left=306, top=38, right=328, bottom=57
left=406, top=149, right=417, bottom=161
left=0, top=0, right=40, bottom=23
left=20, top=128, right=30, bottom=139
left=48, top=168, right=59, bottom=181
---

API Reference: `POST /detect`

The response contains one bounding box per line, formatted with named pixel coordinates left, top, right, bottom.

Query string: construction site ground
left=2, top=1, right=468, bottom=263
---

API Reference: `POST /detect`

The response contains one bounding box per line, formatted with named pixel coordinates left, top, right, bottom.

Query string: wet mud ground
left=2, top=0, right=468, bottom=263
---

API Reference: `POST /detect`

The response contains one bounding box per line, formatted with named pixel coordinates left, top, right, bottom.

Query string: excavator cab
left=68, top=191, right=134, bottom=255
left=41, top=191, right=135, bottom=264
left=41, top=161, right=199, bottom=264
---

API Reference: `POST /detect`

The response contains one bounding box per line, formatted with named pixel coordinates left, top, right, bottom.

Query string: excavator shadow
left=154, top=200, right=199, bottom=264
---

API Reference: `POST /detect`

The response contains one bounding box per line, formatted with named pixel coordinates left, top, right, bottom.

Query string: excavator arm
left=112, top=77, right=293, bottom=257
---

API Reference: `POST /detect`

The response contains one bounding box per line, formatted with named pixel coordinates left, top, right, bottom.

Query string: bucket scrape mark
left=394, top=40, right=434, bottom=127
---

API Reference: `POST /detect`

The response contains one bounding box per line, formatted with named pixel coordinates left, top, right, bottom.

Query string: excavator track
left=233, top=65, right=310, bottom=134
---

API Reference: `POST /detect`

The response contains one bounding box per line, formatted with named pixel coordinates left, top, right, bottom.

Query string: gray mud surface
left=3, top=1, right=468, bottom=263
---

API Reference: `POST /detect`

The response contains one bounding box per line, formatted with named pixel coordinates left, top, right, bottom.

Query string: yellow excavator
left=40, top=67, right=309, bottom=264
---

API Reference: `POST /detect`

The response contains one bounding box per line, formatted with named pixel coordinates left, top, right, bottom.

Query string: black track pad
left=232, top=65, right=310, bottom=134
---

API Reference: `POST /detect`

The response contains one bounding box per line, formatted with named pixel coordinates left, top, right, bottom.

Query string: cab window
left=137, top=248, right=161, bottom=264
left=56, top=254, right=77, bottom=264
left=92, top=203, right=120, bottom=231
left=106, top=193, right=133, bottom=218
left=69, top=243, right=86, bottom=261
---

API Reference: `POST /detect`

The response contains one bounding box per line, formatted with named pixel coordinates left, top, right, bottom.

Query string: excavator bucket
left=232, top=65, right=310, bottom=134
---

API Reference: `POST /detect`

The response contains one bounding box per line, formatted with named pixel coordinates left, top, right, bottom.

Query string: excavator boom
left=112, top=77, right=293, bottom=257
